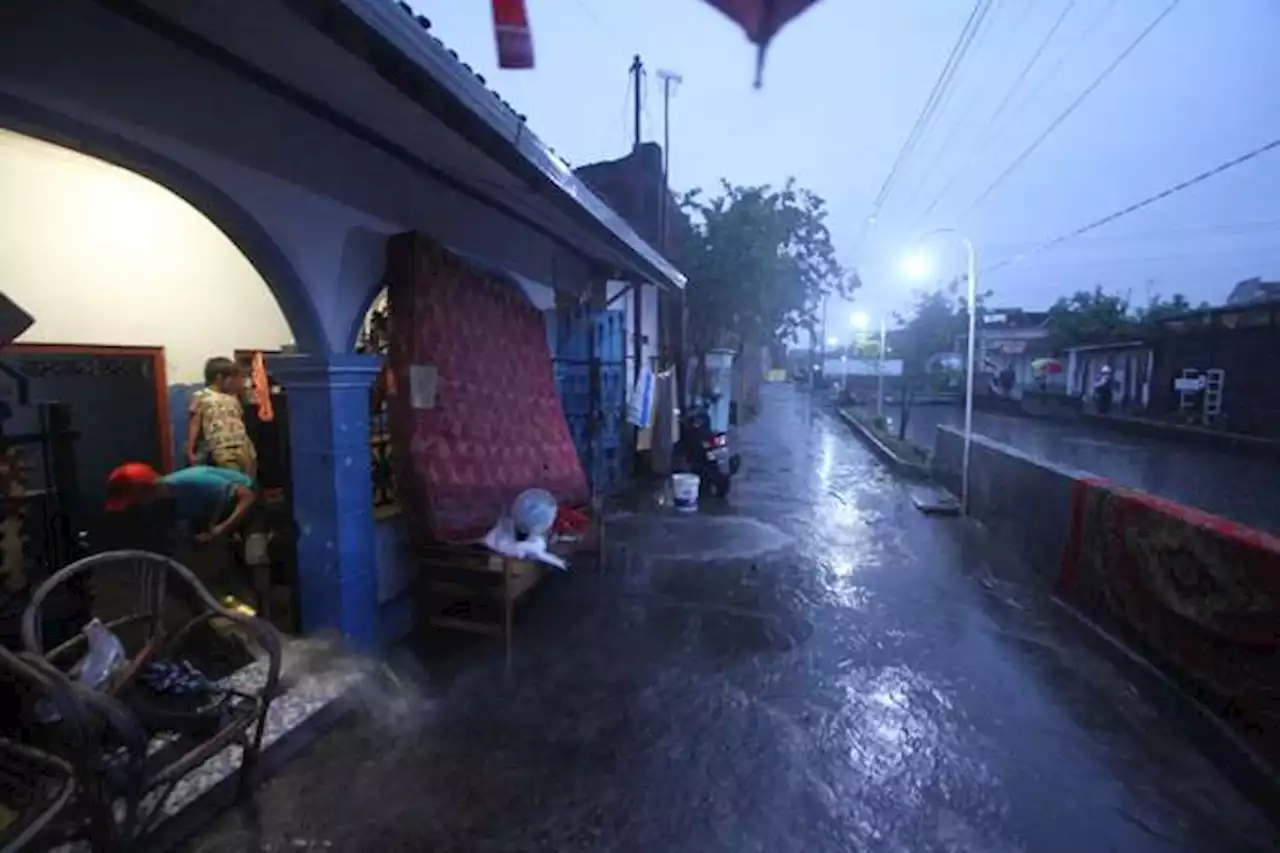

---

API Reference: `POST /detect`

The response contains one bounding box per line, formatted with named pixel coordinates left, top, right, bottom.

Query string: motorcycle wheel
left=711, top=472, right=732, bottom=498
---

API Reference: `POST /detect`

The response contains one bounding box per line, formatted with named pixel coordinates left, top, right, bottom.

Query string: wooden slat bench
left=415, top=520, right=601, bottom=669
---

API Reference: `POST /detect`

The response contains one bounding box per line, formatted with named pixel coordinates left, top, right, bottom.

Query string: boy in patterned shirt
left=186, top=357, right=257, bottom=478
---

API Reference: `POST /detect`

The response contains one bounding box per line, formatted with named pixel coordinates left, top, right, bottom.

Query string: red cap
left=105, top=462, right=160, bottom=511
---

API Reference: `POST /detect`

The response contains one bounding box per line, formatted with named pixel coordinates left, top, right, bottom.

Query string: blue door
left=553, top=306, right=627, bottom=494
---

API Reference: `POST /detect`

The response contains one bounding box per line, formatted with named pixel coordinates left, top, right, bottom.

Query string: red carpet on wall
left=385, top=233, right=588, bottom=543
left=1060, top=478, right=1280, bottom=721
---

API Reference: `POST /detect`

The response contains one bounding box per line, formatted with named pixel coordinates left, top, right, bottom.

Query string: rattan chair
left=20, top=550, right=282, bottom=842
left=0, top=643, right=115, bottom=852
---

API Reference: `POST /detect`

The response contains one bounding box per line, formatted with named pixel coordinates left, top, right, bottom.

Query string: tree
left=892, top=278, right=991, bottom=375
left=1134, top=292, right=1212, bottom=335
left=889, top=279, right=990, bottom=440
left=1046, top=287, right=1213, bottom=350
left=672, top=179, right=857, bottom=354
left=1046, top=286, right=1136, bottom=351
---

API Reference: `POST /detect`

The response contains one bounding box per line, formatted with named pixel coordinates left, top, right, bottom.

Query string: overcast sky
left=416, top=0, right=1280, bottom=335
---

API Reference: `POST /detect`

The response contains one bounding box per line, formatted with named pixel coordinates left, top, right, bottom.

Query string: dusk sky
left=417, top=1, right=1280, bottom=336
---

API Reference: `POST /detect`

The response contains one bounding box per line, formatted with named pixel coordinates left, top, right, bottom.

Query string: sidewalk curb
left=1047, top=594, right=1280, bottom=815
left=834, top=407, right=931, bottom=480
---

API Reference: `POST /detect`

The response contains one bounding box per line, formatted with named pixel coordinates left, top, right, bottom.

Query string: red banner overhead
left=702, top=0, right=824, bottom=86
left=492, top=0, right=534, bottom=70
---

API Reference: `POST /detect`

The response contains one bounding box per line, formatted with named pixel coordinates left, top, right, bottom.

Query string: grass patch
left=838, top=407, right=931, bottom=470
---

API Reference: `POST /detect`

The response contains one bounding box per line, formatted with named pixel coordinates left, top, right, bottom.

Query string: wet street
left=899, top=403, right=1280, bottom=535
left=186, top=384, right=1277, bottom=853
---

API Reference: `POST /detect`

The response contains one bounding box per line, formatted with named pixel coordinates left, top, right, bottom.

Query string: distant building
left=1064, top=341, right=1154, bottom=411
left=1147, top=301, right=1280, bottom=435
left=1226, top=277, right=1280, bottom=306
left=966, top=308, right=1054, bottom=398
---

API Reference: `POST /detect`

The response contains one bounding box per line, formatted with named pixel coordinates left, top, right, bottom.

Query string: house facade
left=0, top=0, right=683, bottom=648
left=967, top=309, right=1055, bottom=398
left=1148, top=301, right=1280, bottom=434
left=1064, top=341, right=1155, bottom=412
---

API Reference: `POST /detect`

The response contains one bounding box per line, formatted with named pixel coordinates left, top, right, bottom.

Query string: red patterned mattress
left=386, top=233, right=588, bottom=543
left=1059, top=477, right=1280, bottom=753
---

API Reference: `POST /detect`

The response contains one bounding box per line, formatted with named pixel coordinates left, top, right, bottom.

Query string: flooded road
left=899, top=403, right=1280, bottom=535
left=187, top=384, right=1277, bottom=853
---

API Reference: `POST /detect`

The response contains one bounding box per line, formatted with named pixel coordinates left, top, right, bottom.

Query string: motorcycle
left=677, top=394, right=742, bottom=497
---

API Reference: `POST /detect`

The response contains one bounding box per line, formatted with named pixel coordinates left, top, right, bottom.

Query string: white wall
left=0, top=1, right=601, bottom=351
left=0, top=129, right=294, bottom=383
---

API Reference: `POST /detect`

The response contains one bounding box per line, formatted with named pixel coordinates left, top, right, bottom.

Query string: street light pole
left=961, top=235, right=977, bottom=517
left=877, top=315, right=887, bottom=417
left=908, top=229, right=978, bottom=516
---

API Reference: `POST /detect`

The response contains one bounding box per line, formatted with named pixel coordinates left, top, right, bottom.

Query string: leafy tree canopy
left=672, top=179, right=858, bottom=353
left=1046, top=286, right=1210, bottom=350
left=892, top=278, right=991, bottom=375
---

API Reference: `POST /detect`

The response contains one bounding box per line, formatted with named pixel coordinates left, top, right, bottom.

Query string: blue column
left=270, top=353, right=382, bottom=649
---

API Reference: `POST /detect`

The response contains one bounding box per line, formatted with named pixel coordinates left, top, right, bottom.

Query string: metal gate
left=553, top=306, right=627, bottom=495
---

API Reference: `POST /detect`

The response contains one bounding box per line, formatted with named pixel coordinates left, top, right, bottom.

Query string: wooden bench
left=415, top=521, right=601, bottom=669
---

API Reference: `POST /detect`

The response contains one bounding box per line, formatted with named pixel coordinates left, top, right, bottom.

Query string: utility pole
left=656, top=70, right=681, bottom=251
left=630, top=55, right=644, bottom=151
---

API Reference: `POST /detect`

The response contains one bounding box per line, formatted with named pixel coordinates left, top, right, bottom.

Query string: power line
left=593, top=70, right=635, bottom=156
left=569, top=0, right=630, bottom=52
left=985, top=134, right=1280, bottom=273
left=867, top=0, right=991, bottom=218
left=960, top=0, right=1181, bottom=219
left=857, top=218, right=1280, bottom=267
left=879, top=0, right=995, bottom=216
left=913, top=0, right=1082, bottom=227
left=892, top=0, right=1025, bottom=219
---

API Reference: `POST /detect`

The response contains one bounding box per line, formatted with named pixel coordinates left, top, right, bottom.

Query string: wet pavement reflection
left=184, top=384, right=1279, bottom=853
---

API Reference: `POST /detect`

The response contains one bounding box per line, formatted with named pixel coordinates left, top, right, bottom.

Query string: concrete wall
left=933, top=424, right=1280, bottom=763
left=0, top=129, right=294, bottom=383
left=932, top=425, right=1087, bottom=578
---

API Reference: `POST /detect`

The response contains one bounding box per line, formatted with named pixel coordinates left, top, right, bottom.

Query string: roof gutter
left=339, top=0, right=685, bottom=290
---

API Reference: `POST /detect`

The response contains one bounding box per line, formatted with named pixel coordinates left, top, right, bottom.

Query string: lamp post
left=903, top=229, right=978, bottom=515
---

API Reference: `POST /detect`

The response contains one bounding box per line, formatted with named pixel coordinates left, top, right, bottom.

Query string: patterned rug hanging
left=701, top=0, right=825, bottom=87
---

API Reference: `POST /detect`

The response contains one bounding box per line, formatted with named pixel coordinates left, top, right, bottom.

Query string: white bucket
left=671, top=473, right=701, bottom=512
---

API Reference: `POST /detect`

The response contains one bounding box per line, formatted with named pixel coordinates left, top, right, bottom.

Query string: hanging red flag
left=492, top=0, right=534, bottom=70
left=702, top=0, right=824, bottom=87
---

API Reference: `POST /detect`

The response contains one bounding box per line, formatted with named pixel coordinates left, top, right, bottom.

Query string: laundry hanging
left=701, top=0, right=824, bottom=87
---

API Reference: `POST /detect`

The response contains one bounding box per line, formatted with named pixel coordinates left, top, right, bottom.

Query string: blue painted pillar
left=270, top=353, right=382, bottom=649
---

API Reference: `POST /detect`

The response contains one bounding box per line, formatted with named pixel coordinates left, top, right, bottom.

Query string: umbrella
left=701, top=0, right=825, bottom=87
left=1031, top=358, right=1064, bottom=375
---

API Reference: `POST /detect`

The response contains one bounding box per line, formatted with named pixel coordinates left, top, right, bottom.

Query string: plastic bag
left=482, top=516, right=567, bottom=571
left=75, top=618, right=127, bottom=690
left=34, top=618, right=127, bottom=724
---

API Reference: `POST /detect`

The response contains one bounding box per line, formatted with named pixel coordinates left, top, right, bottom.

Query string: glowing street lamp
left=900, top=253, right=933, bottom=281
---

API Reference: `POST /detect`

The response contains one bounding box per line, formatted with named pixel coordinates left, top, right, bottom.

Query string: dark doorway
left=0, top=344, right=169, bottom=538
